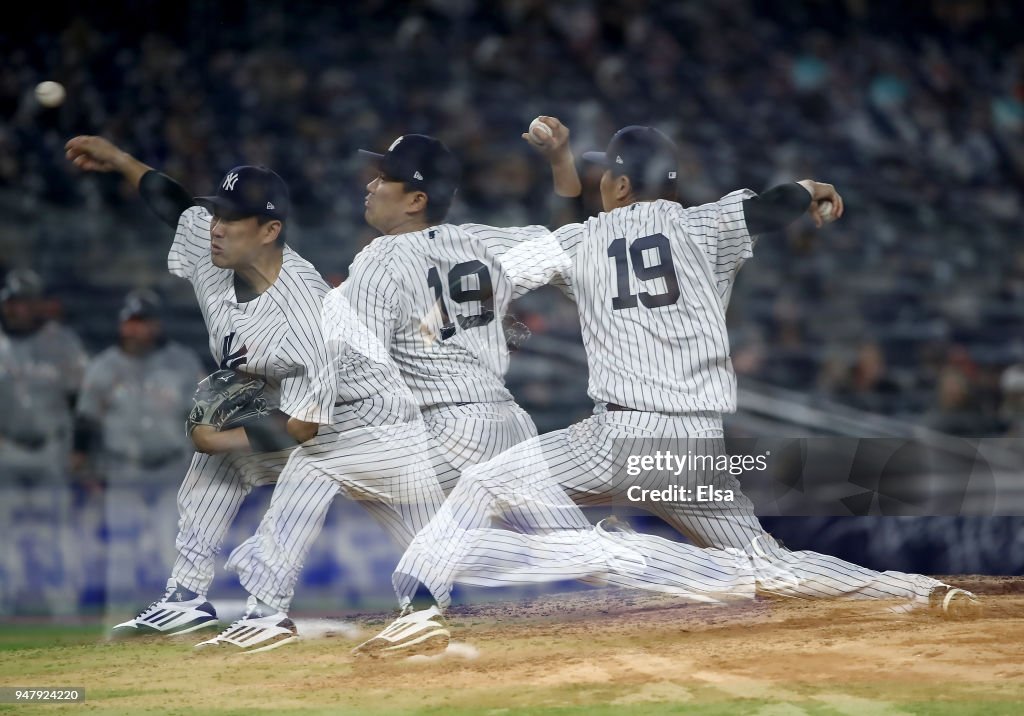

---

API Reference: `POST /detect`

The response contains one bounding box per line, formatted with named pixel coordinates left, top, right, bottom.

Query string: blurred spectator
left=2, top=0, right=1023, bottom=435
left=0, top=268, right=88, bottom=614
left=72, top=288, right=203, bottom=618
left=2, top=0, right=1023, bottom=619
left=0, top=268, right=87, bottom=476
left=925, top=346, right=1002, bottom=436
left=823, top=340, right=903, bottom=414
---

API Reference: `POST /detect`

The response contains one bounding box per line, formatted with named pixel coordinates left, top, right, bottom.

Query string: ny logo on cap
left=222, top=172, right=240, bottom=191
left=413, top=171, right=424, bottom=180
left=614, top=155, right=624, bottom=164
left=388, top=136, right=404, bottom=152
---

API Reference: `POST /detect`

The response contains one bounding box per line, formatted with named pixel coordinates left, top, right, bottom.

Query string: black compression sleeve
left=243, top=410, right=301, bottom=453
left=742, top=183, right=811, bottom=235
left=139, top=170, right=194, bottom=229
left=549, top=193, right=586, bottom=228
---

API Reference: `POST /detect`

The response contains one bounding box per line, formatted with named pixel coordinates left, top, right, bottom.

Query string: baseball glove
left=186, top=369, right=269, bottom=436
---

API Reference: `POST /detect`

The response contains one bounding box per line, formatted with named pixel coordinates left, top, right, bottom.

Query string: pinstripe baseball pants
left=423, top=401, right=538, bottom=495
left=225, top=395, right=446, bottom=612
left=216, top=400, right=536, bottom=612
left=173, top=445, right=295, bottom=596
left=396, top=408, right=941, bottom=608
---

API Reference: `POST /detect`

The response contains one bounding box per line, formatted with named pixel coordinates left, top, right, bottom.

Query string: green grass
left=0, top=623, right=104, bottom=651
left=1, top=622, right=1019, bottom=716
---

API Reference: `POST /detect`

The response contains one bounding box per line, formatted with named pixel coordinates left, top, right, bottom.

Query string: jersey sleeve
left=337, top=245, right=404, bottom=355
left=276, top=278, right=336, bottom=425
left=323, top=284, right=401, bottom=395
left=322, top=244, right=405, bottom=394
left=458, top=223, right=550, bottom=251
left=167, top=206, right=212, bottom=281
left=492, top=225, right=579, bottom=301
left=544, top=222, right=585, bottom=301
left=677, top=189, right=756, bottom=289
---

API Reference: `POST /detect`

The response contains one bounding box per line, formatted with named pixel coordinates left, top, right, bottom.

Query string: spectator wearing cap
left=0, top=268, right=89, bottom=615
left=73, top=288, right=204, bottom=618
left=0, top=268, right=88, bottom=471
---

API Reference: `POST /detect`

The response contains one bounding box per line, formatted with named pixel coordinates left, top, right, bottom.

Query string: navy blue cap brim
left=581, top=151, right=612, bottom=167
left=357, top=148, right=426, bottom=186
left=195, top=195, right=235, bottom=208
left=194, top=195, right=259, bottom=217
left=357, top=149, right=386, bottom=162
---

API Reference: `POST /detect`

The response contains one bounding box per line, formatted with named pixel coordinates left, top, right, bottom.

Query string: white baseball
left=818, top=199, right=835, bottom=223
left=529, top=117, right=553, bottom=142
left=35, top=81, right=66, bottom=108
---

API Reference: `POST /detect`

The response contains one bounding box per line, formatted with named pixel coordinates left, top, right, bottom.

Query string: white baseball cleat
left=111, top=578, right=218, bottom=637
left=352, top=605, right=450, bottom=658
left=194, top=595, right=297, bottom=653
left=930, top=585, right=981, bottom=618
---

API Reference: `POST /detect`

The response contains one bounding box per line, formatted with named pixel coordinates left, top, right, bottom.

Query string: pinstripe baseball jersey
left=168, top=207, right=335, bottom=424
left=555, top=191, right=756, bottom=413
left=321, top=285, right=412, bottom=404
left=337, top=223, right=556, bottom=407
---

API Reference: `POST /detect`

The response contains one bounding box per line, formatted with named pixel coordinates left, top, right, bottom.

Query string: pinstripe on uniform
left=169, top=208, right=336, bottom=424
left=220, top=257, right=452, bottom=612
left=169, top=207, right=447, bottom=601
left=343, top=223, right=556, bottom=407
left=226, top=222, right=572, bottom=612
left=345, top=223, right=555, bottom=492
left=395, top=193, right=945, bottom=608
left=166, top=207, right=337, bottom=595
